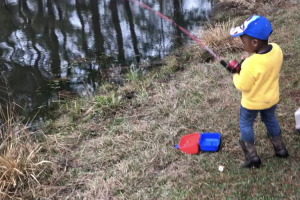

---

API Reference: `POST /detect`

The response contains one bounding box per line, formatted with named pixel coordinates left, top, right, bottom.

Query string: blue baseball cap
left=230, top=15, right=273, bottom=40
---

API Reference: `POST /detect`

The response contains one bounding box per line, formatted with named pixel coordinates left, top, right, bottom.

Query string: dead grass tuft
left=0, top=103, right=50, bottom=199
left=197, top=21, right=243, bottom=56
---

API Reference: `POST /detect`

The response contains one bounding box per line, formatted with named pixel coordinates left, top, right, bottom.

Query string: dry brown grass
left=184, top=20, right=243, bottom=63
left=220, top=0, right=286, bottom=6
left=33, top=2, right=300, bottom=199
left=197, top=21, right=243, bottom=56
left=0, top=103, right=50, bottom=199
left=49, top=50, right=300, bottom=198
left=48, top=61, right=242, bottom=199
left=211, top=0, right=290, bottom=24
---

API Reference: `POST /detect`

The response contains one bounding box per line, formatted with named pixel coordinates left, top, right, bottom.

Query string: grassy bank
left=2, top=0, right=300, bottom=199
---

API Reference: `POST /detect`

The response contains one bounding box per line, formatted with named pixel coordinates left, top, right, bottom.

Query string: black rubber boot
left=239, top=140, right=261, bottom=168
left=268, top=135, right=289, bottom=158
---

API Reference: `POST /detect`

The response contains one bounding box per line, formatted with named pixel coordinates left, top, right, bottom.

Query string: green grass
left=125, top=68, right=142, bottom=82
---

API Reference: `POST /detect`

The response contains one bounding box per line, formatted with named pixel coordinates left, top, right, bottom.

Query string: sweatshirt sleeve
left=233, top=68, right=255, bottom=92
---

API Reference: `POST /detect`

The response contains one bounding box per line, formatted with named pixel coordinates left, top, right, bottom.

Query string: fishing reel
left=220, top=60, right=243, bottom=74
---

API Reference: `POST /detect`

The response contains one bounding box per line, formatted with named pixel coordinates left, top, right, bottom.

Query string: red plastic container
left=177, top=133, right=200, bottom=154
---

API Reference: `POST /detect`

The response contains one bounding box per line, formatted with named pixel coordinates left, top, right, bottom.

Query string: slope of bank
left=1, top=0, right=300, bottom=199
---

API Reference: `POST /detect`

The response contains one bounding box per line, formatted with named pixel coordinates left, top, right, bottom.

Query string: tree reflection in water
left=0, top=0, right=214, bottom=117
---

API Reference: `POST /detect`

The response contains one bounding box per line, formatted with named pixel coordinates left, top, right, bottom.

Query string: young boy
left=230, top=15, right=289, bottom=168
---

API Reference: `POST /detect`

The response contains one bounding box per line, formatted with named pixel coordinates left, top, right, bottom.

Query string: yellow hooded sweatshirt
left=233, top=43, right=283, bottom=110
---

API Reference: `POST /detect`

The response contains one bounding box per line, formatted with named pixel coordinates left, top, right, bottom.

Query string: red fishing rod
left=124, top=0, right=220, bottom=60
left=124, top=0, right=242, bottom=74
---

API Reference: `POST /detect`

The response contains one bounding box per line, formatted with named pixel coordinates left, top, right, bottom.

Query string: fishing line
left=124, top=0, right=221, bottom=60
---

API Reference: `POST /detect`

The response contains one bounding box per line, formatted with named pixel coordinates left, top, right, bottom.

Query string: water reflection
left=0, top=0, right=214, bottom=117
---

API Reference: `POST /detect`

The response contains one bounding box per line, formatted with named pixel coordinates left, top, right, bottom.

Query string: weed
left=125, top=64, right=143, bottom=82
left=154, top=57, right=178, bottom=79
left=99, top=82, right=115, bottom=94
left=0, top=103, right=50, bottom=199
left=95, top=92, right=122, bottom=109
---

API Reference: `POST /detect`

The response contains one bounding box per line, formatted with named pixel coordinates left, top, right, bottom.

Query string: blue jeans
left=240, top=105, right=281, bottom=142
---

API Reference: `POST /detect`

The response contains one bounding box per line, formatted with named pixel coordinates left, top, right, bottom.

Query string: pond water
left=0, top=0, right=215, bottom=119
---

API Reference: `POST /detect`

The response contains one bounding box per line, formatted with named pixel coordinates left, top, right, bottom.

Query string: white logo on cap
left=230, top=15, right=260, bottom=36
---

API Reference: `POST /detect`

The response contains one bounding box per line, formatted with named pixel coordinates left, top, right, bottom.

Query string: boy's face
left=240, top=34, right=258, bottom=53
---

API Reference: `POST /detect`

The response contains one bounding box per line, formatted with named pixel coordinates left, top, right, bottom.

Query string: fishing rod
left=124, top=0, right=242, bottom=74
left=124, top=0, right=220, bottom=60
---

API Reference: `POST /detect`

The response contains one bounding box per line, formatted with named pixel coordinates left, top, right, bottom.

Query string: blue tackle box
left=199, top=133, right=221, bottom=152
